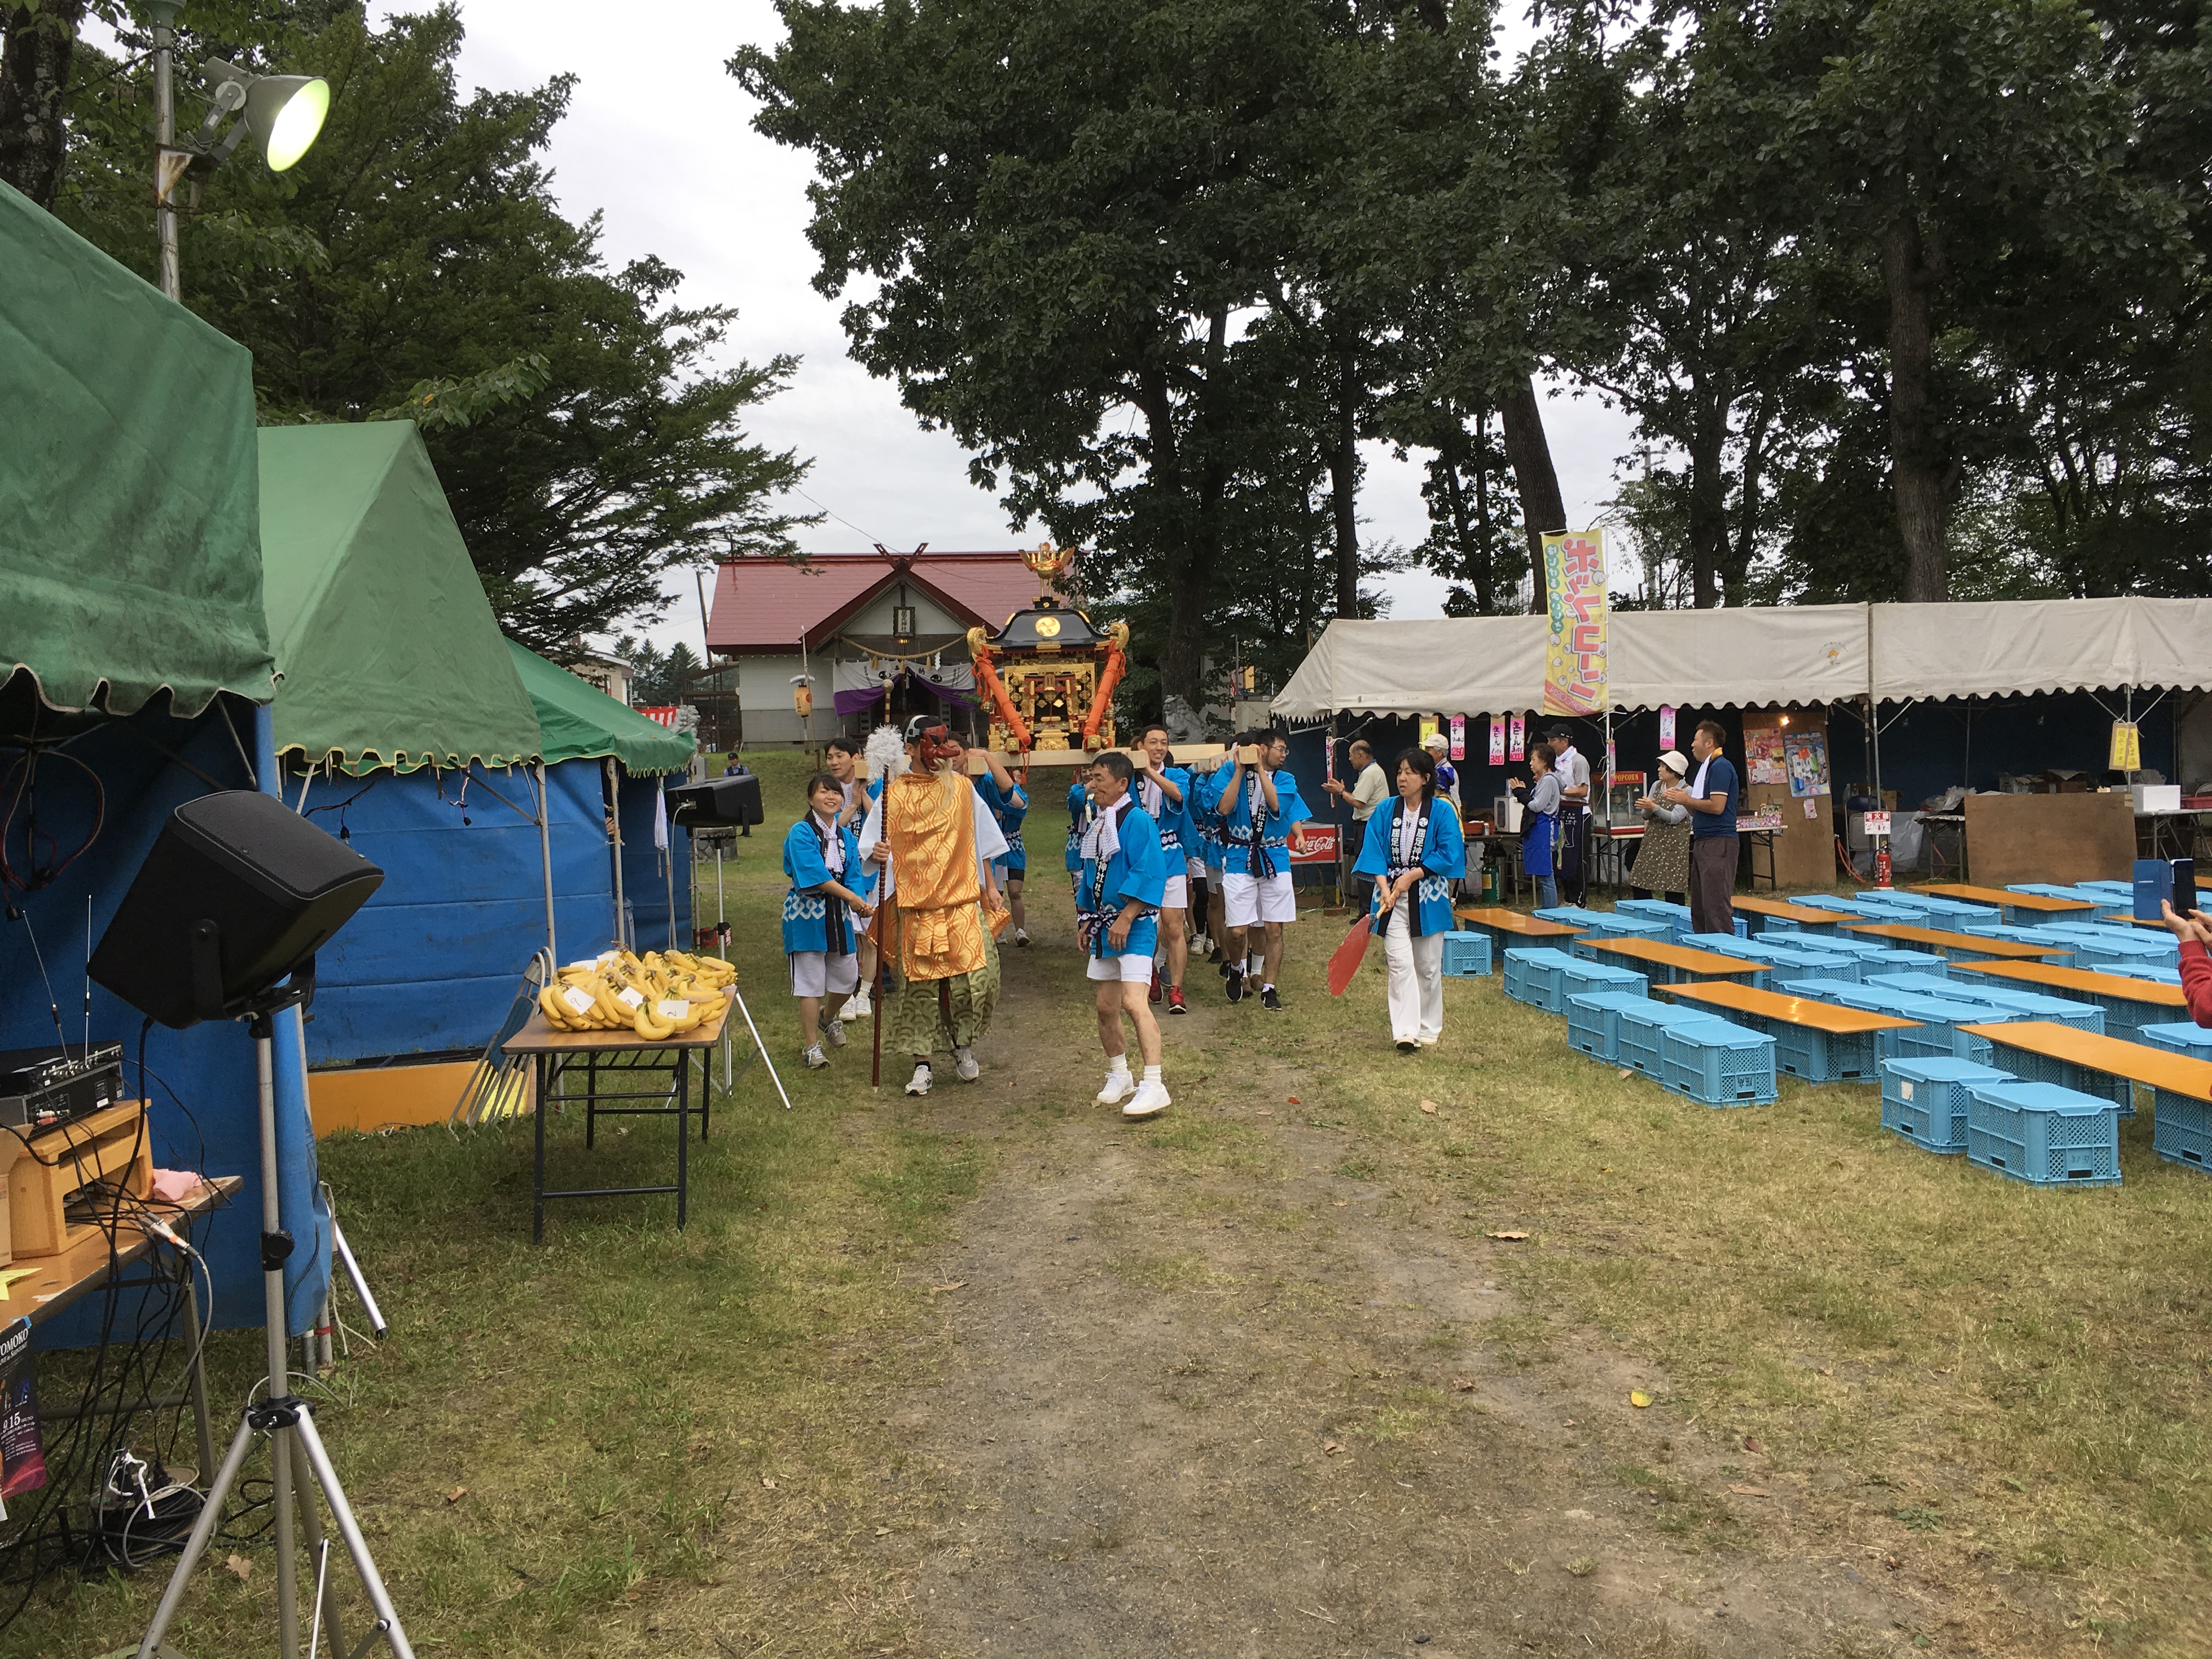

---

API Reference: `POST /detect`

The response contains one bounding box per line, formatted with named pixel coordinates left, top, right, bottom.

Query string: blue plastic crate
left=1768, top=1021, right=1880, bottom=1084
left=1868, top=975, right=2104, bottom=1036
left=1502, top=946, right=1577, bottom=1012
left=2151, top=1090, right=2212, bottom=1173
left=1579, top=913, right=1673, bottom=946
left=1532, top=905, right=1608, bottom=929
left=1618, top=1003, right=1737, bottom=1077
left=1565, top=989, right=1651, bottom=1062
left=1755, top=915, right=1802, bottom=934
left=1848, top=947, right=1948, bottom=977
left=1965, top=1079, right=2122, bottom=1187
left=1617, top=898, right=1693, bottom=930
left=2138, top=1021, right=2212, bottom=1058
left=1660, top=1021, right=1778, bottom=1105
left=2097, top=964, right=2183, bottom=985
left=1881, top=1058, right=2012, bottom=1154
left=1560, top=960, right=1650, bottom=1006
left=1968, top=1034, right=2135, bottom=1115
left=1440, top=930, right=1493, bottom=978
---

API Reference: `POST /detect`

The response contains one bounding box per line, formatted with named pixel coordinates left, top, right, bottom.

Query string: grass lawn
left=10, top=745, right=2208, bottom=1656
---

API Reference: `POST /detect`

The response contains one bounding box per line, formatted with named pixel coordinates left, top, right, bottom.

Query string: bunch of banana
left=537, top=946, right=735, bottom=1041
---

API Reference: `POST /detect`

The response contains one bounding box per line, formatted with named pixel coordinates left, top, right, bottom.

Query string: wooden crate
left=5, top=1101, right=154, bottom=1260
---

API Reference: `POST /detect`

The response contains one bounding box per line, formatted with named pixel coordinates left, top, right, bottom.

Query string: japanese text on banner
left=1540, top=529, right=1609, bottom=716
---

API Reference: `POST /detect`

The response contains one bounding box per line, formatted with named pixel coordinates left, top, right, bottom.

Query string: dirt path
left=865, top=897, right=1933, bottom=1658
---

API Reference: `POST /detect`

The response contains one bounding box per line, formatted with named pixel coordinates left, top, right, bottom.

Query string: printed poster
left=1539, top=528, right=1609, bottom=716
left=1419, top=715, right=1438, bottom=745
left=1488, top=716, right=1505, bottom=765
left=1508, top=713, right=1525, bottom=761
left=2110, top=721, right=2142, bottom=772
left=1658, top=706, right=1675, bottom=749
left=1449, top=715, right=1466, bottom=762
left=1742, top=719, right=1788, bottom=787
left=1786, top=731, right=1831, bottom=798
left=0, top=1317, right=44, bottom=1507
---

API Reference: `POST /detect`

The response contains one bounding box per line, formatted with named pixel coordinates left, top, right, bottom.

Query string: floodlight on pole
left=146, top=1, right=331, bottom=302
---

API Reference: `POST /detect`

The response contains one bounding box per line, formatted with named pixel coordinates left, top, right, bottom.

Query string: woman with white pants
left=1353, top=747, right=1468, bottom=1054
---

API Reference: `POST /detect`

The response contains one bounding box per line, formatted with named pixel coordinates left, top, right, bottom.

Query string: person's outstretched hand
left=2160, top=899, right=2212, bottom=946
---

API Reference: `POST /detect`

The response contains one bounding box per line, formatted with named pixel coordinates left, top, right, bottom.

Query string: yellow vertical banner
left=2109, top=721, right=2141, bottom=772
left=1541, top=528, right=1609, bottom=716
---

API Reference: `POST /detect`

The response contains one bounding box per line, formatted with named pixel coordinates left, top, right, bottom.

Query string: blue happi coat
left=1136, top=765, right=1192, bottom=863
left=1064, top=780, right=1093, bottom=874
left=1214, top=764, right=1310, bottom=877
left=782, top=812, right=864, bottom=955
left=1078, top=796, right=1167, bottom=961
left=979, top=772, right=1030, bottom=873
left=1354, top=794, right=1468, bottom=936
left=1189, top=765, right=1227, bottom=869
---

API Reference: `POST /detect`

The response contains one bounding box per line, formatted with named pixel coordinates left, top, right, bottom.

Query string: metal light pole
left=150, top=0, right=182, bottom=300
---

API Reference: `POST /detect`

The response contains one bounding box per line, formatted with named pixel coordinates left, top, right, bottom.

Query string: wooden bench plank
left=1960, top=1019, right=2212, bottom=1104
left=1655, top=980, right=1921, bottom=1034
left=1581, top=938, right=1767, bottom=980
left=1841, top=922, right=2070, bottom=960
left=1915, top=882, right=2096, bottom=913
left=1730, top=896, right=1843, bottom=926
left=1953, top=960, right=2188, bottom=1007
left=1453, top=905, right=1584, bottom=939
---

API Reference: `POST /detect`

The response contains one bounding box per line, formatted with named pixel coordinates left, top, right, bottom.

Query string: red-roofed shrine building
left=702, top=548, right=1051, bottom=745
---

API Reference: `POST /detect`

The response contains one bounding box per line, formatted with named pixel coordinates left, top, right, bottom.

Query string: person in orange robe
left=858, top=716, right=1007, bottom=1096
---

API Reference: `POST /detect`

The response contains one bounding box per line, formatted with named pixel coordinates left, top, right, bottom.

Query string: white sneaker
left=953, top=1046, right=981, bottom=1082
left=803, top=1044, right=830, bottom=1070
left=826, top=1019, right=848, bottom=1048
left=1190, top=934, right=1212, bottom=957
left=1095, top=1068, right=1136, bottom=1107
left=1122, top=1079, right=1171, bottom=1119
left=905, top=1063, right=932, bottom=1097
left=839, top=989, right=872, bottom=1020
left=1013, top=928, right=1031, bottom=947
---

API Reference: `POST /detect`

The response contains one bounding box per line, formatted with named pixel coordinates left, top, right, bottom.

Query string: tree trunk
left=1437, top=404, right=1497, bottom=615
left=0, top=0, right=86, bottom=208
left=1686, top=394, right=1728, bottom=609
left=1725, top=393, right=1773, bottom=607
left=1146, top=307, right=1229, bottom=721
left=1498, top=375, right=1566, bottom=612
left=1881, top=206, right=1954, bottom=601
left=1330, top=342, right=1361, bottom=620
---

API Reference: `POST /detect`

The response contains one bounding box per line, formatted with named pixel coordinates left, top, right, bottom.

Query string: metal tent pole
left=606, top=757, right=627, bottom=950
left=664, top=783, right=678, bottom=951
left=537, top=763, right=557, bottom=963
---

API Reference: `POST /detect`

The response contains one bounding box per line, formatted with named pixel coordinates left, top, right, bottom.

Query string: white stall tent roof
left=1870, top=597, right=2212, bottom=701
left=1273, top=597, right=2212, bottom=718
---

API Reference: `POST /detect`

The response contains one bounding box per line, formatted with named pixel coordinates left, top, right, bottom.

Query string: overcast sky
left=372, top=1, right=1639, bottom=653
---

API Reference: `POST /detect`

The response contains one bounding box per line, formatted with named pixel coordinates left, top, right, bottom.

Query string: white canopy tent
left=1273, top=597, right=2212, bottom=718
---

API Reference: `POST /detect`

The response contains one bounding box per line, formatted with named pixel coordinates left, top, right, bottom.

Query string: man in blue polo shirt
left=1666, top=718, right=1739, bottom=936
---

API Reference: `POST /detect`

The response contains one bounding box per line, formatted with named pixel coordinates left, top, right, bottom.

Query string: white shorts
left=1160, top=873, right=1188, bottom=910
left=1087, top=952, right=1152, bottom=983
left=1186, top=857, right=1206, bottom=880
left=789, top=950, right=860, bottom=998
left=1222, top=870, right=1296, bottom=927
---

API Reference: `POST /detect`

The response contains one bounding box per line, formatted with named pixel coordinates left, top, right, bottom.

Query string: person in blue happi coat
left=1212, top=728, right=1312, bottom=1012
left=1078, top=751, right=1172, bottom=1120
left=1133, top=722, right=1194, bottom=1013
left=1064, top=773, right=1094, bottom=904
left=1354, top=747, right=1468, bottom=1053
left=783, top=771, right=878, bottom=1069
left=975, top=748, right=1033, bottom=947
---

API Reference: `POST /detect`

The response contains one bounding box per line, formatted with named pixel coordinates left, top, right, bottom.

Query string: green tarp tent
left=259, top=422, right=540, bottom=772
left=506, top=639, right=695, bottom=776
left=0, top=179, right=272, bottom=724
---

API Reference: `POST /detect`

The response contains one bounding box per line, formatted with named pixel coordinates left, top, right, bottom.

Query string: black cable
left=0, top=744, right=106, bottom=898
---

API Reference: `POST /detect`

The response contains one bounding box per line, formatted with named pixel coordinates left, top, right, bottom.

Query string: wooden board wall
left=1962, top=793, right=2136, bottom=885
left=1741, top=711, right=1838, bottom=889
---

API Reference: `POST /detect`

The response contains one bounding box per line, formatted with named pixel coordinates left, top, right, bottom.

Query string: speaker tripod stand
left=129, top=977, right=413, bottom=1659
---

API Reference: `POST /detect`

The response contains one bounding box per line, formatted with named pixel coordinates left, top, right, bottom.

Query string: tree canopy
left=737, top=0, right=2209, bottom=721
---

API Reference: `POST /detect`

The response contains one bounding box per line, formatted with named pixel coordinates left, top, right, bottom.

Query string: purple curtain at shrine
left=831, top=670, right=978, bottom=718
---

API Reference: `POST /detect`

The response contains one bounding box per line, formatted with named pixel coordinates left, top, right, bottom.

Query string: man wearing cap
left=1323, top=737, right=1388, bottom=917
left=1421, top=731, right=1460, bottom=808
left=1548, top=724, right=1592, bottom=904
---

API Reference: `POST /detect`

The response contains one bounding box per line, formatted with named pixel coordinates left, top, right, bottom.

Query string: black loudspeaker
left=666, top=773, right=764, bottom=828
left=91, top=790, right=386, bottom=1029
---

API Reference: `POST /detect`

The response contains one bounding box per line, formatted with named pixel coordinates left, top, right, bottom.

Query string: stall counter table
left=505, top=1008, right=730, bottom=1242
left=15, top=1172, right=244, bottom=1486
